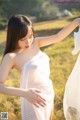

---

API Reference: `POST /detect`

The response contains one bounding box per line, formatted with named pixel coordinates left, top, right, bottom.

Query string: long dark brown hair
left=3, top=14, right=34, bottom=57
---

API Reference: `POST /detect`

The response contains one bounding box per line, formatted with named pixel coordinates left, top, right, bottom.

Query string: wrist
left=21, top=89, right=27, bottom=98
left=75, top=18, right=80, bottom=27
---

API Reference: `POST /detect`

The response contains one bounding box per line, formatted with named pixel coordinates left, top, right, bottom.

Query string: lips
left=25, top=44, right=30, bottom=48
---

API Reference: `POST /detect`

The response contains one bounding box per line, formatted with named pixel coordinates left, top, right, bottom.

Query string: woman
left=0, top=14, right=80, bottom=120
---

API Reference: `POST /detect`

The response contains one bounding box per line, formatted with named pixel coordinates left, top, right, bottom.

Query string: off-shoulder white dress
left=20, top=41, right=54, bottom=120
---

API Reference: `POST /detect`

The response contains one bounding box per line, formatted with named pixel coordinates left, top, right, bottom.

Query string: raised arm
left=36, top=18, right=80, bottom=47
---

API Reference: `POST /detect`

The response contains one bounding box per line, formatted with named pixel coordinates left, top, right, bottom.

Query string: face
left=17, top=26, right=34, bottom=50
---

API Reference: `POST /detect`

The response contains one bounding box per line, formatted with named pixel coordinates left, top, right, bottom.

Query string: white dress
left=63, top=27, right=80, bottom=120
left=20, top=41, right=54, bottom=120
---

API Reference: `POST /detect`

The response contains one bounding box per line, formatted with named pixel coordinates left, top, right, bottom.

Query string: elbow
left=0, top=79, right=5, bottom=84
left=54, top=34, right=61, bottom=43
left=56, top=33, right=64, bottom=42
left=0, top=75, right=6, bottom=84
left=0, top=81, right=4, bottom=84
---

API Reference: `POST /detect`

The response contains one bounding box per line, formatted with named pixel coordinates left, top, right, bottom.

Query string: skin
left=0, top=18, right=80, bottom=107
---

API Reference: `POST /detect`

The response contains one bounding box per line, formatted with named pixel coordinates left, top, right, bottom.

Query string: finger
left=36, top=98, right=46, bottom=106
left=35, top=90, right=41, bottom=93
left=38, top=102, right=46, bottom=107
left=33, top=102, right=39, bottom=108
left=38, top=95, right=46, bottom=102
left=39, top=99, right=47, bottom=106
left=36, top=99, right=46, bottom=107
left=36, top=97, right=46, bottom=106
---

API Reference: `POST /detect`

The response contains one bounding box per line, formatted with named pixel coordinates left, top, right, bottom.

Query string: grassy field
left=0, top=16, right=79, bottom=120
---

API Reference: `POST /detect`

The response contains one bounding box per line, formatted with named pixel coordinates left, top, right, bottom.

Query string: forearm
left=56, top=18, right=79, bottom=42
left=37, top=18, right=80, bottom=47
left=0, top=83, right=25, bottom=97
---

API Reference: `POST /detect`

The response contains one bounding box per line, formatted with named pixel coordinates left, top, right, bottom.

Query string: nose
left=25, top=39, right=30, bottom=45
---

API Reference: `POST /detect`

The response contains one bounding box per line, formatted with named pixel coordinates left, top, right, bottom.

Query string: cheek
left=18, top=41, right=25, bottom=48
left=30, top=37, right=34, bottom=43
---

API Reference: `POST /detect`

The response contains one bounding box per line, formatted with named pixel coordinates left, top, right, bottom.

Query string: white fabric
left=63, top=27, right=80, bottom=120
left=72, top=27, right=80, bottom=55
left=20, top=50, right=54, bottom=120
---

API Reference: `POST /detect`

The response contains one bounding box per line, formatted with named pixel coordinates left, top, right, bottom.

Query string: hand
left=23, top=88, right=46, bottom=107
left=75, top=18, right=80, bottom=26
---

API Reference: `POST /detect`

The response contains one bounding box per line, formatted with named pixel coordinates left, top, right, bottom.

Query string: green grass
left=0, top=16, right=79, bottom=120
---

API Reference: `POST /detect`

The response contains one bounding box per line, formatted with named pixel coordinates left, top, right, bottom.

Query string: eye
left=20, top=38, right=25, bottom=41
left=29, top=34, right=33, bottom=38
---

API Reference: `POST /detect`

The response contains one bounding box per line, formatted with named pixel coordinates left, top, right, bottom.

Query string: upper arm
left=0, top=53, right=15, bottom=83
left=35, top=34, right=58, bottom=48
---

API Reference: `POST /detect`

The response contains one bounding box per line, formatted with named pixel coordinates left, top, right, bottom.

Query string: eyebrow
left=29, top=33, right=33, bottom=36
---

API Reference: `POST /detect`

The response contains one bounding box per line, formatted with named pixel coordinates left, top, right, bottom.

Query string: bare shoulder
left=2, top=52, right=17, bottom=67
left=34, top=37, right=39, bottom=43
left=0, top=53, right=17, bottom=83
left=34, top=36, right=45, bottom=48
left=3, top=52, right=16, bottom=61
left=34, top=37, right=40, bottom=47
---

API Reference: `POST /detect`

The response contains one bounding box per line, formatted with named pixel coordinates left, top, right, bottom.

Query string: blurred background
left=0, top=0, right=80, bottom=120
